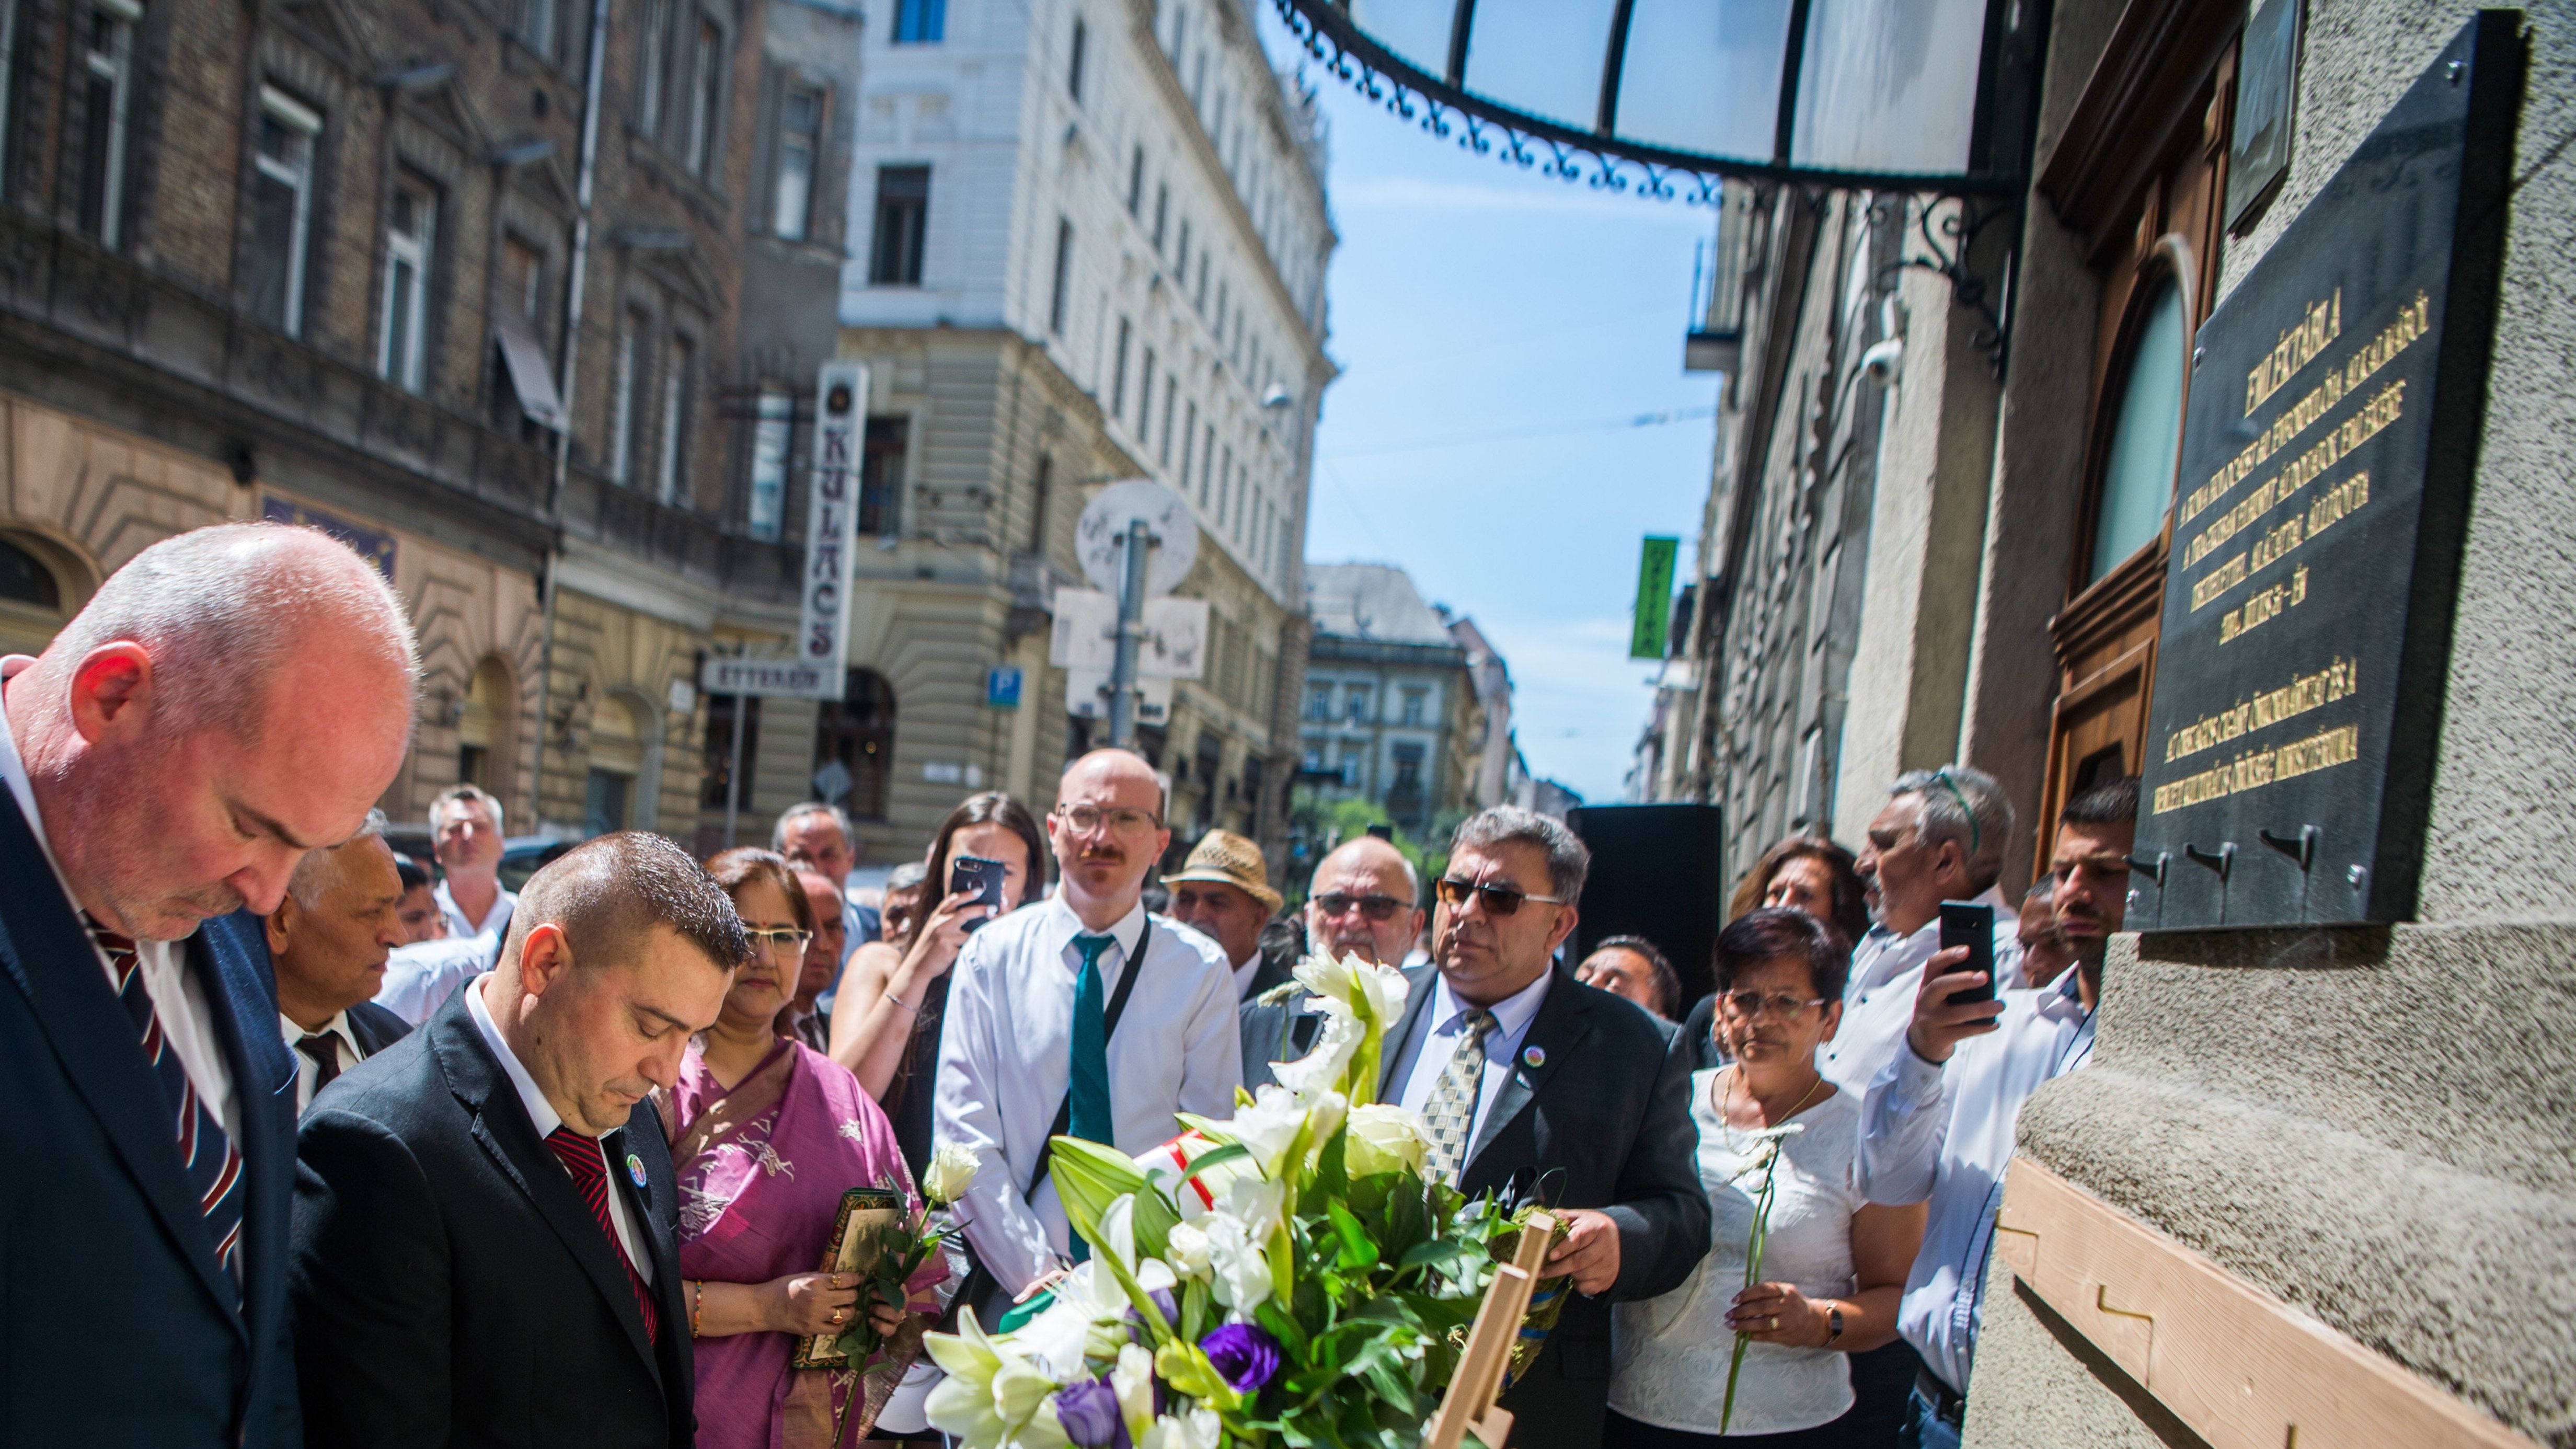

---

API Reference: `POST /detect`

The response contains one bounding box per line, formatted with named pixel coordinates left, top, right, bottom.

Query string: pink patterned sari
left=659, top=1039, right=942, bottom=1449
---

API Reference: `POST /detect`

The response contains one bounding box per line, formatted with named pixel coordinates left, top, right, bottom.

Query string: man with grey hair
left=1252, top=806, right=1707, bottom=1448
left=1239, top=833, right=1427, bottom=1083
left=1821, top=764, right=2025, bottom=1103
left=429, top=784, right=515, bottom=940
left=0, top=522, right=418, bottom=1446
left=774, top=800, right=881, bottom=969
left=267, top=810, right=415, bottom=1113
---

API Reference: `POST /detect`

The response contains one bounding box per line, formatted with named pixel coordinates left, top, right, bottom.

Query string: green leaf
left=1327, top=1202, right=1379, bottom=1272
left=1129, top=1183, right=1182, bottom=1261
left=1256, top=1300, right=1312, bottom=1359
left=1174, top=1141, right=1254, bottom=1189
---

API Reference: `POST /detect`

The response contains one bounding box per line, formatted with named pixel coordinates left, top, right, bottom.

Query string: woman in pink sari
left=660, top=849, right=947, bottom=1448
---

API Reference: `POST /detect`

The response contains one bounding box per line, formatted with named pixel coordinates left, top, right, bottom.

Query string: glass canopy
left=1288, top=0, right=2020, bottom=190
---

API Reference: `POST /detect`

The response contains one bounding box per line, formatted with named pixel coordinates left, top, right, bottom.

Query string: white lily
left=1111, top=1342, right=1157, bottom=1445
left=1201, top=1209, right=1275, bottom=1310
left=1139, top=1406, right=1224, bottom=1449
left=1227, top=1085, right=1312, bottom=1178
left=1268, top=1008, right=1362, bottom=1100
left=923, top=1309, right=1072, bottom=1448
left=1292, top=951, right=1411, bottom=1026
left=1213, top=1175, right=1287, bottom=1242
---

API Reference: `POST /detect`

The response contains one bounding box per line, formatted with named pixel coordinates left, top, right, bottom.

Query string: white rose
left=1228, top=1084, right=1310, bottom=1178
left=1163, top=1221, right=1214, bottom=1281
left=923, top=1143, right=980, bottom=1206
left=1343, top=1103, right=1430, bottom=1178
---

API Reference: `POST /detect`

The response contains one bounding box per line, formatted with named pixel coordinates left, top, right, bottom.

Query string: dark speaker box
left=1565, top=803, right=1726, bottom=1004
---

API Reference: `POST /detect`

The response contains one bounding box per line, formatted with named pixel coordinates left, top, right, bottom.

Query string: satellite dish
left=1076, top=480, right=1199, bottom=597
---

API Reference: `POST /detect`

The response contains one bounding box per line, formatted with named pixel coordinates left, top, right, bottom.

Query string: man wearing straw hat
left=1164, top=829, right=1291, bottom=1000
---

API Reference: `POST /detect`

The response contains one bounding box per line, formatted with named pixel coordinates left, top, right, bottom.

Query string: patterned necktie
left=296, top=1034, right=342, bottom=1101
left=1420, top=1008, right=1498, bottom=1186
left=1065, top=933, right=1118, bottom=1264
left=545, top=1126, right=661, bottom=1343
left=88, top=916, right=245, bottom=1301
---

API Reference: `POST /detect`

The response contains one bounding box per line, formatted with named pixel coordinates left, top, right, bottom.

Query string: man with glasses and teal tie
left=932, top=749, right=1241, bottom=1321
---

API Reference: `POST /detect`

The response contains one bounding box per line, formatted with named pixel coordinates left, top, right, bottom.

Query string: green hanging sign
left=1629, top=536, right=1679, bottom=660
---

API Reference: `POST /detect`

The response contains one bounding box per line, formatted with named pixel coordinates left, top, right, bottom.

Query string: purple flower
left=1125, top=1286, right=1181, bottom=1347
left=1054, top=1378, right=1129, bottom=1449
left=1200, top=1321, right=1283, bottom=1394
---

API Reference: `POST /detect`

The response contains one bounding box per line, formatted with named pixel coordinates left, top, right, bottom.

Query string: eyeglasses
left=1313, top=892, right=1408, bottom=922
left=1056, top=802, right=1163, bottom=835
left=1719, top=991, right=1827, bottom=1021
left=744, top=927, right=814, bottom=956
left=1433, top=878, right=1566, bottom=916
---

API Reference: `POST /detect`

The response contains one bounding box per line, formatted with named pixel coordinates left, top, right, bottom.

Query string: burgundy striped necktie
left=545, top=1126, right=661, bottom=1342
left=87, top=916, right=245, bottom=1302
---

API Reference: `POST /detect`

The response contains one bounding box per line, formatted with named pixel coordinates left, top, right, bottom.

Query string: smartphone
left=949, top=855, right=1007, bottom=933
left=1938, top=900, right=1997, bottom=1004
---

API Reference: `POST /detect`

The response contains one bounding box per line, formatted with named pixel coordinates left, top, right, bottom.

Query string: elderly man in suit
left=0, top=523, right=419, bottom=1447
left=1166, top=828, right=1289, bottom=1000
left=1246, top=807, right=1707, bottom=1449
left=291, top=832, right=744, bottom=1448
left=267, top=810, right=416, bottom=1112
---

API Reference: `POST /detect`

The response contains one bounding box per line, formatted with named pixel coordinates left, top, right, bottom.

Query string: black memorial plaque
left=2132, top=12, right=2521, bottom=930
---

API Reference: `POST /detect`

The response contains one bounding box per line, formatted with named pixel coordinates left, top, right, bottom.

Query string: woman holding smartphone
left=828, top=791, right=1045, bottom=1177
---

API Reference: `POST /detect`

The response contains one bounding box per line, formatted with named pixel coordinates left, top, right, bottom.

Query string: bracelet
left=691, top=1281, right=706, bottom=1339
left=886, top=989, right=919, bottom=1014
left=1824, top=1303, right=1845, bottom=1345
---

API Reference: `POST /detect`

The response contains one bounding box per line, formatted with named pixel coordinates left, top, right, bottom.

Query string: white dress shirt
left=375, top=934, right=499, bottom=1025
left=1392, top=968, right=1555, bottom=1162
left=1858, top=970, right=2095, bottom=1392
left=0, top=656, right=239, bottom=1143
left=464, top=975, right=653, bottom=1282
left=933, top=893, right=1241, bottom=1294
left=433, top=878, right=516, bottom=941
left=1821, top=886, right=2023, bottom=1102
left=280, top=1011, right=365, bottom=1113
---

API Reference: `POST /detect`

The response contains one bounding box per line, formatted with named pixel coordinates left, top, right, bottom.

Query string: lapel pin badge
left=1522, top=1045, right=1546, bottom=1070
left=626, top=1152, right=648, bottom=1189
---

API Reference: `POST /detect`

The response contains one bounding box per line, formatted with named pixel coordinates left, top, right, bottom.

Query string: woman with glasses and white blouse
left=1608, top=907, right=1926, bottom=1448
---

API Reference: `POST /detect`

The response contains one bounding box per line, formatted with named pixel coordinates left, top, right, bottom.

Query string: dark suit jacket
left=343, top=998, right=413, bottom=1057
left=1242, top=963, right=1709, bottom=1449
left=291, top=986, right=694, bottom=1448
left=0, top=794, right=301, bottom=1448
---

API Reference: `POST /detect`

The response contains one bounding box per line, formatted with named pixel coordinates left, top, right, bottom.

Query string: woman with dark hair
left=1609, top=907, right=1923, bottom=1448
left=658, top=848, right=944, bottom=1447
left=1726, top=836, right=1873, bottom=948
left=827, top=791, right=1046, bottom=1175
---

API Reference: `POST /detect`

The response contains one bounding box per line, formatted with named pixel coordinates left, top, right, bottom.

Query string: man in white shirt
left=1861, top=776, right=2137, bottom=1448
left=1823, top=764, right=2026, bottom=1102
left=1166, top=827, right=1287, bottom=999
left=428, top=785, right=515, bottom=941
left=267, top=811, right=414, bottom=1112
left=291, top=832, right=744, bottom=1448
left=934, top=749, right=1240, bottom=1314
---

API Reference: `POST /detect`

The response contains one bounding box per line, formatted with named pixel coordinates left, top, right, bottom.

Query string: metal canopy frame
left=1274, top=0, right=2031, bottom=204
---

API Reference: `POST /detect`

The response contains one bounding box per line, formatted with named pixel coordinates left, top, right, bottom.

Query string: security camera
left=1858, top=337, right=1903, bottom=386
left=1261, top=383, right=1293, bottom=410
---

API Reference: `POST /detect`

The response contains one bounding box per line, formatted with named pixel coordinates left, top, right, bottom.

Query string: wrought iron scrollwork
left=1869, top=192, right=2020, bottom=377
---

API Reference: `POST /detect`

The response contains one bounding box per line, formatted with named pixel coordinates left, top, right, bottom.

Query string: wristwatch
left=1825, top=1305, right=1846, bottom=1345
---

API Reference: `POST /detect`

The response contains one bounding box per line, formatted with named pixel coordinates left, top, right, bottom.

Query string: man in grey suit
left=1241, top=808, right=1708, bottom=1449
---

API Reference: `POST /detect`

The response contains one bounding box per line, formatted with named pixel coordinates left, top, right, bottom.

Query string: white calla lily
left=924, top=1310, right=1072, bottom=1448
left=1139, top=1406, right=1224, bottom=1449
left=1202, top=1210, right=1275, bottom=1310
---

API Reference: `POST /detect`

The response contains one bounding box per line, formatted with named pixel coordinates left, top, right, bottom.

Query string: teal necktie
left=1066, top=933, right=1117, bottom=1263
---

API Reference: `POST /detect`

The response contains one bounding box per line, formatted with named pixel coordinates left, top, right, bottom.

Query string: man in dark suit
left=0, top=523, right=420, bottom=1447
left=1244, top=807, right=1708, bottom=1449
left=292, top=831, right=749, bottom=1448
left=267, top=811, right=416, bottom=1112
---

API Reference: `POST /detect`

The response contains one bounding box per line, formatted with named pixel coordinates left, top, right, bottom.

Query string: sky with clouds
left=1263, top=13, right=1723, bottom=805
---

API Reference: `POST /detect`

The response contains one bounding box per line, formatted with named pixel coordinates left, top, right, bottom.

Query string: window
left=1346, top=686, right=1371, bottom=724
left=655, top=334, right=694, bottom=504
left=247, top=88, right=320, bottom=336
left=1402, top=688, right=1427, bottom=726
left=1175, top=219, right=1189, bottom=278
left=1127, top=145, right=1144, bottom=216
left=746, top=387, right=790, bottom=541
left=1195, top=254, right=1208, bottom=311
left=2088, top=276, right=2188, bottom=582
left=1390, top=742, right=1424, bottom=794
left=378, top=178, right=436, bottom=393
left=74, top=0, right=140, bottom=248
left=1048, top=218, right=1073, bottom=337
left=1305, top=685, right=1331, bottom=722
left=1028, top=454, right=1051, bottom=553
left=1201, top=423, right=1215, bottom=498
left=500, top=236, right=545, bottom=324
left=892, top=0, right=943, bottom=43
left=1180, top=402, right=1197, bottom=492
left=521, top=0, right=558, bottom=59
left=608, top=308, right=647, bottom=484
left=859, top=416, right=906, bottom=535
left=583, top=768, right=631, bottom=834
left=685, top=19, right=722, bottom=175
left=812, top=669, right=896, bottom=820
left=1111, top=318, right=1131, bottom=419
left=869, top=165, right=929, bottom=285
left=1138, top=348, right=1156, bottom=442
left=1153, top=184, right=1168, bottom=248
left=772, top=86, right=821, bottom=239
left=1066, top=16, right=1087, bottom=102
left=700, top=693, right=762, bottom=807
left=637, top=0, right=669, bottom=131
left=1159, top=377, right=1176, bottom=463
left=0, top=536, right=60, bottom=608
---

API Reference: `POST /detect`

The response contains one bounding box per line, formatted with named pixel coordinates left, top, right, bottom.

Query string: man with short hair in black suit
left=1243, top=807, right=1710, bottom=1449
left=291, top=832, right=749, bottom=1448
left=269, top=809, right=416, bottom=1112
left=0, top=523, right=421, bottom=1448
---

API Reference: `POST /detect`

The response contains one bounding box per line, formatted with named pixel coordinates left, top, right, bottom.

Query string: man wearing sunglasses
left=1258, top=807, right=1707, bottom=1449
left=1239, top=835, right=1429, bottom=1087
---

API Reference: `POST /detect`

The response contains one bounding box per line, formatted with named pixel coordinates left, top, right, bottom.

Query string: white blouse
left=1610, top=1071, right=1864, bottom=1436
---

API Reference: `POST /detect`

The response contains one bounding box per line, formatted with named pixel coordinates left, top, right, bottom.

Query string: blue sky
left=1263, top=15, right=1721, bottom=805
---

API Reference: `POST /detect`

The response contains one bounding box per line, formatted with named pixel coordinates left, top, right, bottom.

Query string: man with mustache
left=1861, top=776, right=2138, bottom=1449
left=290, top=833, right=746, bottom=1448
left=933, top=749, right=1239, bottom=1319
left=1237, top=833, right=1427, bottom=1087
left=0, top=523, right=418, bottom=1447
left=268, top=812, right=416, bottom=1114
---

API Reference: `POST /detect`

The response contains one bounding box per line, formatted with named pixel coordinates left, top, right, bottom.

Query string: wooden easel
left=1423, top=1211, right=1558, bottom=1449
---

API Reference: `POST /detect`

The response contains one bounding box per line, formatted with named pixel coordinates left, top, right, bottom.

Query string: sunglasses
left=1312, top=892, right=1408, bottom=922
left=1719, top=991, right=1827, bottom=1021
left=1433, top=878, right=1567, bottom=917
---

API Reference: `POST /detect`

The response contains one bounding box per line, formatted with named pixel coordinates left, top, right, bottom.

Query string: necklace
left=1713, top=1062, right=1824, bottom=1131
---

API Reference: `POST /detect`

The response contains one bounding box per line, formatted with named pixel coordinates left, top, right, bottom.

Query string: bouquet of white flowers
left=922, top=953, right=1561, bottom=1448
